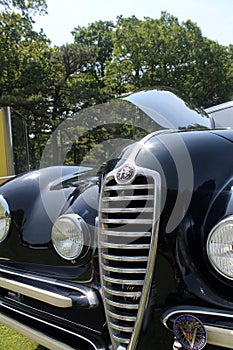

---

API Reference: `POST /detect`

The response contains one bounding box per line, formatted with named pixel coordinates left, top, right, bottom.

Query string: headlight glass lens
left=0, top=195, right=11, bottom=242
left=52, top=214, right=89, bottom=260
left=207, top=216, right=233, bottom=279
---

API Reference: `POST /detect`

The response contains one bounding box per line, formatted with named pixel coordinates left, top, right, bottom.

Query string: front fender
left=0, top=166, right=99, bottom=279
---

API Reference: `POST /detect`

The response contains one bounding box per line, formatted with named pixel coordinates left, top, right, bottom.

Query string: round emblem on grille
left=174, top=315, right=207, bottom=350
left=116, top=164, right=135, bottom=183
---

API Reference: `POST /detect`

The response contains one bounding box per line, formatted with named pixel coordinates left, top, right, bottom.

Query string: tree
left=0, top=11, right=51, bottom=108
left=72, top=20, right=115, bottom=102
left=0, top=0, right=47, bottom=17
left=104, top=15, right=144, bottom=95
left=104, top=13, right=233, bottom=107
left=27, top=42, right=98, bottom=167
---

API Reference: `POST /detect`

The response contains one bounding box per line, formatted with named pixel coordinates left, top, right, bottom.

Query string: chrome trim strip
left=102, top=253, right=148, bottom=262
left=205, top=325, right=233, bottom=349
left=0, top=277, right=72, bottom=308
left=112, top=334, right=130, bottom=344
left=128, top=171, right=161, bottom=350
left=103, top=276, right=144, bottom=285
left=107, top=310, right=136, bottom=322
left=105, top=298, right=139, bottom=309
left=109, top=322, right=134, bottom=333
left=101, top=207, right=153, bottom=213
left=104, top=184, right=154, bottom=191
left=102, top=264, right=147, bottom=274
left=0, top=302, right=105, bottom=350
left=0, top=266, right=99, bottom=307
left=102, top=231, right=151, bottom=237
left=102, top=195, right=154, bottom=201
left=162, top=306, right=233, bottom=327
left=100, top=218, right=152, bottom=225
left=104, top=286, right=141, bottom=298
left=101, top=242, right=150, bottom=249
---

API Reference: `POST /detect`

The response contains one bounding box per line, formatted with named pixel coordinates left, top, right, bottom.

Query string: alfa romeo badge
left=116, top=163, right=135, bottom=183
left=174, top=314, right=207, bottom=350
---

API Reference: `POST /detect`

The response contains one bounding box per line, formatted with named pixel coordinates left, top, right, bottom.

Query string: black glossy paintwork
left=0, top=296, right=108, bottom=349
left=122, top=129, right=233, bottom=350
left=0, top=89, right=232, bottom=349
left=0, top=166, right=99, bottom=280
left=135, top=129, right=233, bottom=308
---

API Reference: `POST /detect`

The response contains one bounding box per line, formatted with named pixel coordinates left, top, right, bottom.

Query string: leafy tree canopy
left=0, top=9, right=233, bottom=168
left=104, top=12, right=233, bottom=107
left=0, top=0, right=47, bottom=16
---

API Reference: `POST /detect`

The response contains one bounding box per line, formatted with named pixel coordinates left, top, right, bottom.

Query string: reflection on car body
left=0, top=88, right=232, bottom=350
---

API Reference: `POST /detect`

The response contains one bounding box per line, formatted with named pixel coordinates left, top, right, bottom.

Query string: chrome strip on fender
left=205, top=325, right=233, bottom=349
left=0, top=266, right=99, bottom=307
left=0, top=277, right=72, bottom=308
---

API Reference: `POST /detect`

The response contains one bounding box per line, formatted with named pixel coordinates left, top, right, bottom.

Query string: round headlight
left=52, top=214, right=90, bottom=260
left=0, top=195, right=11, bottom=242
left=207, top=216, right=233, bottom=279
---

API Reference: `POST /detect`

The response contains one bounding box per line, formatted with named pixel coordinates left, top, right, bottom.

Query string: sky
left=33, top=0, right=233, bottom=46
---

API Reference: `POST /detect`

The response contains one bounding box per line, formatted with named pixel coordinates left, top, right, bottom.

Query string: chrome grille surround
left=98, top=162, right=161, bottom=350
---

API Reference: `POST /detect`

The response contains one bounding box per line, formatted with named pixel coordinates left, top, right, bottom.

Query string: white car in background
left=205, top=100, right=233, bottom=128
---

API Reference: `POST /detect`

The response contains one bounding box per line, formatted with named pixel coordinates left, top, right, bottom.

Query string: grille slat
left=104, top=286, right=142, bottom=298
left=109, top=322, right=134, bottom=333
left=99, top=164, right=160, bottom=350
left=100, top=218, right=153, bottom=225
left=104, top=184, right=154, bottom=191
left=101, top=207, right=154, bottom=213
left=103, top=276, right=144, bottom=285
left=102, top=264, right=147, bottom=274
left=105, top=298, right=139, bottom=309
left=102, top=195, right=154, bottom=202
left=102, top=253, right=148, bottom=262
left=112, top=335, right=130, bottom=344
left=107, top=310, right=137, bottom=322
left=101, top=231, right=151, bottom=237
left=101, top=242, right=150, bottom=249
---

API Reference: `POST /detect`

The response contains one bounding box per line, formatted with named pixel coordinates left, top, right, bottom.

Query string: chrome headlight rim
left=52, top=213, right=90, bottom=261
left=0, top=194, right=11, bottom=243
left=206, top=215, right=233, bottom=280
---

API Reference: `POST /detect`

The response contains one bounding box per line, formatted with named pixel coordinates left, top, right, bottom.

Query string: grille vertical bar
left=98, top=163, right=161, bottom=350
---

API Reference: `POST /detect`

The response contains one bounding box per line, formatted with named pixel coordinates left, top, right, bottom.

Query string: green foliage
left=0, top=7, right=233, bottom=169
left=0, top=0, right=47, bottom=17
left=0, top=11, right=51, bottom=106
left=72, top=20, right=115, bottom=102
left=104, top=13, right=233, bottom=107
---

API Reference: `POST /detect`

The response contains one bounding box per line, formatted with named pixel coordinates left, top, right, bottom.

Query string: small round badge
left=116, top=163, right=135, bottom=183
left=174, top=314, right=207, bottom=350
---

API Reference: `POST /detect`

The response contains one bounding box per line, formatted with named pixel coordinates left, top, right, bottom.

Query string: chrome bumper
left=0, top=266, right=99, bottom=308
left=0, top=266, right=107, bottom=349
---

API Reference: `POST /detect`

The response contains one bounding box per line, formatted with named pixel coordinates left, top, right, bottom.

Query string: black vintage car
left=0, top=88, right=232, bottom=350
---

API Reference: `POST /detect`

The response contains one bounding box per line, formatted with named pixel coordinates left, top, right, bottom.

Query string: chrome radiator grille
left=98, top=163, right=161, bottom=350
